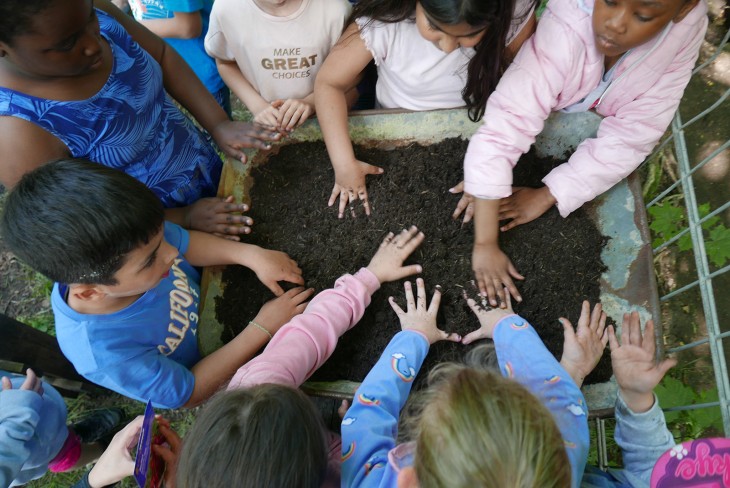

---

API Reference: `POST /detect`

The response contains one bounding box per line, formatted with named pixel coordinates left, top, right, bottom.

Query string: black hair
left=349, top=0, right=537, bottom=121
left=177, top=385, right=329, bottom=488
left=0, top=159, right=165, bottom=285
left=0, top=0, right=55, bottom=45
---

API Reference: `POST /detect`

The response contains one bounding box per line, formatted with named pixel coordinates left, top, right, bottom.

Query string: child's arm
left=0, top=370, right=45, bottom=487
left=464, top=291, right=590, bottom=488
left=228, top=227, right=425, bottom=389
left=472, top=198, right=524, bottom=307
left=97, top=0, right=280, bottom=162
left=607, top=313, right=676, bottom=483
left=315, top=22, right=383, bottom=219
left=559, top=301, right=608, bottom=388
left=183, top=228, right=304, bottom=296
left=341, top=279, right=460, bottom=487
left=215, top=58, right=281, bottom=129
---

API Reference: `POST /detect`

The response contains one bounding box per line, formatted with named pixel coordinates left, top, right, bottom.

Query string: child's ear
left=70, top=284, right=106, bottom=301
left=397, top=467, right=419, bottom=488
left=673, top=0, right=700, bottom=22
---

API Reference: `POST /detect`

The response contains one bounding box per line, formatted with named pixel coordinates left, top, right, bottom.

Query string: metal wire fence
left=593, top=23, right=730, bottom=468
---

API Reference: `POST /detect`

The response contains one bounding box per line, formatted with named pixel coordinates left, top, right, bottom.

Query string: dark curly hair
left=0, top=0, right=55, bottom=45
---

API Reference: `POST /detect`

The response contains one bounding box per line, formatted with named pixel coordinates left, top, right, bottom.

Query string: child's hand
left=472, top=242, right=524, bottom=307
left=608, top=312, right=676, bottom=413
left=152, top=417, right=182, bottom=488
left=329, top=160, right=384, bottom=219
left=389, top=278, right=461, bottom=345
left=366, top=226, right=424, bottom=283
left=559, top=301, right=608, bottom=387
left=251, top=286, right=314, bottom=338
left=449, top=181, right=475, bottom=224
left=184, top=196, right=253, bottom=240
left=247, top=247, right=304, bottom=296
left=254, top=104, right=282, bottom=130
left=87, top=416, right=144, bottom=488
left=461, top=286, right=515, bottom=344
left=211, top=121, right=282, bottom=163
left=272, top=98, right=314, bottom=131
left=1, top=368, right=44, bottom=396
left=498, top=186, right=557, bottom=232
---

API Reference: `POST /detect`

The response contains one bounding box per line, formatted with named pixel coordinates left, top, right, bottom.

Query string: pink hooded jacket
left=463, top=0, right=707, bottom=217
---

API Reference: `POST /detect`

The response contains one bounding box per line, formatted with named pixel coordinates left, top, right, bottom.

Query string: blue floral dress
left=0, top=9, right=222, bottom=207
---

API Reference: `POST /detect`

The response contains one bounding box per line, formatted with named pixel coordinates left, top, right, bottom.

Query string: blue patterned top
left=0, top=9, right=222, bottom=207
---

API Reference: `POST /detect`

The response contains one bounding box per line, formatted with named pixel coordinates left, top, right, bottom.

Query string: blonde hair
left=405, top=345, right=571, bottom=488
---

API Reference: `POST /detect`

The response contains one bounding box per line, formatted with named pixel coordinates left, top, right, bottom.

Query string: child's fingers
left=391, top=264, right=423, bottom=281
left=338, top=400, right=350, bottom=419
left=428, top=285, right=442, bottom=314
left=502, top=286, right=513, bottom=311
left=600, top=327, right=609, bottom=348
left=1, top=377, right=12, bottom=391
left=628, top=312, right=642, bottom=346
left=338, top=191, right=350, bottom=219
left=463, top=202, right=474, bottom=223
left=656, top=357, right=677, bottom=378
left=415, top=278, right=427, bottom=309
left=461, top=328, right=486, bottom=345
left=266, top=281, right=285, bottom=297
left=439, top=329, right=462, bottom=343
left=452, top=195, right=471, bottom=220
left=590, top=303, right=603, bottom=331
left=560, top=318, right=575, bottom=342
left=596, top=311, right=607, bottom=339
left=358, top=189, right=371, bottom=216
left=404, top=281, right=416, bottom=312
left=388, top=296, right=406, bottom=316
left=293, top=287, right=315, bottom=305
left=607, top=324, right=619, bottom=351
left=642, top=319, right=656, bottom=355
left=577, top=300, right=590, bottom=329
left=20, top=369, right=38, bottom=392
left=328, top=183, right=341, bottom=208
left=399, top=227, right=424, bottom=254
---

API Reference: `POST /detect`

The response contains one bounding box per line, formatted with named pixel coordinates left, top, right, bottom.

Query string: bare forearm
left=184, top=230, right=262, bottom=267
left=159, top=44, right=229, bottom=132
left=217, top=60, right=270, bottom=116
left=183, top=324, right=269, bottom=406
left=315, top=82, right=356, bottom=168
left=473, top=198, right=501, bottom=245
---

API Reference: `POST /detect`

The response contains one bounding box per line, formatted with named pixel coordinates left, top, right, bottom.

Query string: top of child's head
left=0, top=158, right=166, bottom=288
left=398, top=345, right=571, bottom=488
left=591, top=0, right=700, bottom=58
left=175, top=384, right=329, bottom=488
left=0, top=0, right=105, bottom=78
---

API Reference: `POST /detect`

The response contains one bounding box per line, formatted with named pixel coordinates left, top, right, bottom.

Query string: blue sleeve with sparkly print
left=340, top=330, right=429, bottom=488
left=493, top=314, right=590, bottom=488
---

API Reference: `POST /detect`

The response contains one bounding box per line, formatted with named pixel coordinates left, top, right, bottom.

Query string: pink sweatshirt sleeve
left=227, top=268, right=380, bottom=389
left=463, top=9, right=586, bottom=200
left=543, top=12, right=707, bottom=217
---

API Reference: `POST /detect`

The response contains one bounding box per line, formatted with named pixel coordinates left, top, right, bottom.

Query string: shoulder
left=0, top=117, right=67, bottom=188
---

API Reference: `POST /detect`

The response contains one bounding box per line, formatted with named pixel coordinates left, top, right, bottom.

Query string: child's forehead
left=19, top=0, right=92, bottom=42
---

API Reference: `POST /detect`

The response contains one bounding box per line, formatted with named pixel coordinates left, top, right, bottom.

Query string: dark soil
left=215, top=139, right=612, bottom=386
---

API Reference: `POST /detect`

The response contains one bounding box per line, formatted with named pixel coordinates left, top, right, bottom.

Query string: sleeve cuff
left=354, top=268, right=381, bottom=295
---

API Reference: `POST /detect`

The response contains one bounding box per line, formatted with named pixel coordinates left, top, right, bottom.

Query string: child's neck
left=603, top=53, right=624, bottom=72
left=66, top=288, right=144, bottom=315
left=252, top=0, right=303, bottom=16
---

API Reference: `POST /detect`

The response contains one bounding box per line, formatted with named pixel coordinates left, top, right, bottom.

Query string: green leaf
left=706, top=225, right=730, bottom=267
left=656, top=375, right=696, bottom=408
left=648, top=204, right=686, bottom=247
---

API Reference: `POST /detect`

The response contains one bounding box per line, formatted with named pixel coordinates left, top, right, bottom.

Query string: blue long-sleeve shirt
left=0, top=371, right=68, bottom=487
left=341, top=315, right=590, bottom=487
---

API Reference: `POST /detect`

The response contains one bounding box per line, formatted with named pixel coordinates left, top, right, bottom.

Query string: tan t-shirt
left=205, top=0, right=351, bottom=102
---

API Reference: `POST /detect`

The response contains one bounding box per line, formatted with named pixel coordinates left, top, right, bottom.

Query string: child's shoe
left=70, top=407, right=125, bottom=445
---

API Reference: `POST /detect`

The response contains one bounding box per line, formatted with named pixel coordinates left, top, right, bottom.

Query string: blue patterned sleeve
left=492, top=315, right=590, bottom=488
left=341, top=331, right=430, bottom=488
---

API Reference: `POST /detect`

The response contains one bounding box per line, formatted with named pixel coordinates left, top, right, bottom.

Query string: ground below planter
left=215, top=138, right=612, bottom=386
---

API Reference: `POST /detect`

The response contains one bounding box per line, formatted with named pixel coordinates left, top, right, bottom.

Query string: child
left=205, top=0, right=352, bottom=131
left=126, top=0, right=230, bottom=114
left=315, top=0, right=537, bottom=219
left=341, top=281, right=590, bottom=487
left=0, top=0, right=279, bottom=239
left=175, top=227, right=426, bottom=488
left=465, top=0, right=708, bottom=306
left=0, top=159, right=306, bottom=409
left=0, top=369, right=122, bottom=487
left=581, top=312, right=676, bottom=487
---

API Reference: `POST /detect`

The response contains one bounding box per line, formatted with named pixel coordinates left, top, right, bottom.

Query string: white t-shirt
left=205, top=0, right=351, bottom=102
left=357, top=0, right=535, bottom=110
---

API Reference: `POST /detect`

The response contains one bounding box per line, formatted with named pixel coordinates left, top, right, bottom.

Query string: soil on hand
left=216, top=139, right=612, bottom=386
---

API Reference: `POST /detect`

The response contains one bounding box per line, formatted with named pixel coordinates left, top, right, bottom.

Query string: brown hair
left=403, top=345, right=571, bottom=487
left=176, top=384, right=328, bottom=488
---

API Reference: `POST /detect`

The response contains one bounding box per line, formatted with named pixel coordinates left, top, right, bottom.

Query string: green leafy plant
left=648, top=200, right=730, bottom=268
left=655, top=375, right=723, bottom=439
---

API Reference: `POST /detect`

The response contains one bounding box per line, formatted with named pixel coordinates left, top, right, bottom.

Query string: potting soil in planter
left=215, top=138, right=612, bottom=386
